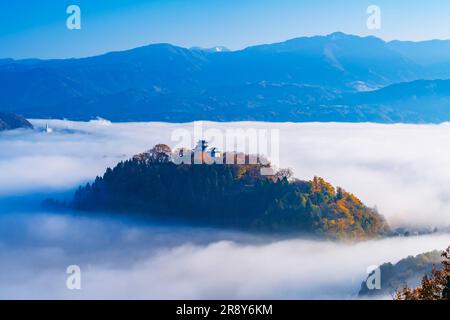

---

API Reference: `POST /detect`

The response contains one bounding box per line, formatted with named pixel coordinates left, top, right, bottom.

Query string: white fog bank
left=1, top=120, right=450, bottom=299
left=0, top=211, right=449, bottom=299
left=1, top=120, right=450, bottom=227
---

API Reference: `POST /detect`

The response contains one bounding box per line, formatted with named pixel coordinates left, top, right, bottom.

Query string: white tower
left=45, top=123, right=53, bottom=133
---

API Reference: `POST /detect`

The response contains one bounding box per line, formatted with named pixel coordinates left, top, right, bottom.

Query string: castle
left=192, top=140, right=222, bottom=163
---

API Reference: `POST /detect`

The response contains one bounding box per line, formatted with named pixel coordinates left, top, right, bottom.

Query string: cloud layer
left=1, top=120, right=450, bottom=299
left=1, top=210, right=449, bottom=299
left=2, top=120, right=450, bottom=226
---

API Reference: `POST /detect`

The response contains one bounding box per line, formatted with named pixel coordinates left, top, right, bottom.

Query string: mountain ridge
left=2, top=32, right=450, bottom=123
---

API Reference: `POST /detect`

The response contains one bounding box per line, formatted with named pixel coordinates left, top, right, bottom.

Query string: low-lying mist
left=1, top=208, right=449, bottom=299
left=2, top=119, right=450, bottom=227
left=1, top=120, right=450, bottom=299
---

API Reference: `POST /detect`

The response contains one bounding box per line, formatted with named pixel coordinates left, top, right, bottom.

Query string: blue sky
left=1, top=0, right=450, bottom=59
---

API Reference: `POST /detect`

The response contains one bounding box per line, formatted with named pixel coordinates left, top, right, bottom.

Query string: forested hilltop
left=68, top=143, right=390, bottom=240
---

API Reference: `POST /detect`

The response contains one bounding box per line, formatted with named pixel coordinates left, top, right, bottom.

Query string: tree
left=149, top=144, right=172, bottom=163
left=443, top=247, right=450, bottom=299
left=133, top=144, right=172, bottom=163
left=275, top=168, right=293, bottom=181
left=396, top=246, right=450, bottom=300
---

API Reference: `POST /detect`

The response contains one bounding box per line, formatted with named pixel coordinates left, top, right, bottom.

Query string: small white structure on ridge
left=45, top=123, right=53, bottom=133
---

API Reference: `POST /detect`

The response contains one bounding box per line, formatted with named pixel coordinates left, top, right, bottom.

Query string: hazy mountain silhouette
left=2, top=33, right=450, bottom=122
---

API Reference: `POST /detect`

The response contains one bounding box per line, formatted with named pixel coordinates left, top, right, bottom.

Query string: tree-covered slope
left=394, top=247, right=450, bottom=300
left=0, top=112, right=33, bottom=131
left=359, top=250, right=444, bottom=298
left=68, top=144, right=390, bottom=240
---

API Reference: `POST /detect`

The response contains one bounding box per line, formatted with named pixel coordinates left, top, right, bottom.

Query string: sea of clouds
left=1, top=120, right=450, bottom=299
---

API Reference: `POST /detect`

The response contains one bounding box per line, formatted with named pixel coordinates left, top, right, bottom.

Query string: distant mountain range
left=3, top=32, right=450, bottom=123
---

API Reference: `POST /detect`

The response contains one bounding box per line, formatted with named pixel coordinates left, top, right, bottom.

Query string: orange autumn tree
left=396, top=246, right=450, bottom=300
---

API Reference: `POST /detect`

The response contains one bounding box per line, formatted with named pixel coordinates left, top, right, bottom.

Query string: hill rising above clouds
left=52, top=144, right=391, bottom=240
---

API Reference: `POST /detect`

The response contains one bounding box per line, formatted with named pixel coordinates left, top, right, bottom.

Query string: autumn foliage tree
left=396, top=246, right=450, bottom=300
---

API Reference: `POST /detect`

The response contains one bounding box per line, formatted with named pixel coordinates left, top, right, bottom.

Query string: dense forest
left=68, top=143, right=390, bottom=239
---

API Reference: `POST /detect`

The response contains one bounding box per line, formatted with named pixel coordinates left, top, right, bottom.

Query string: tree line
left=71, top=143, right=390, bottom=239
